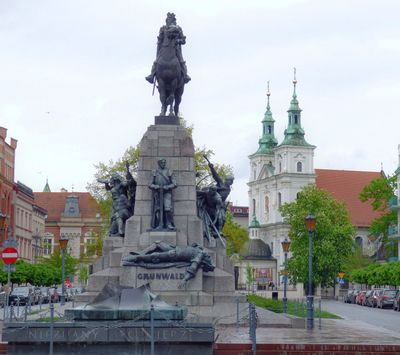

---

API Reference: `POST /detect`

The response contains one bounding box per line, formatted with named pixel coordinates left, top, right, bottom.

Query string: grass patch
left=36, top=316, right=61, bottom=322
left=247, top=294, right=341, bottom=319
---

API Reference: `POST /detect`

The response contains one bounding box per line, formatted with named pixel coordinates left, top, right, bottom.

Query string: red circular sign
left=1, top=247, right=18, bottom=264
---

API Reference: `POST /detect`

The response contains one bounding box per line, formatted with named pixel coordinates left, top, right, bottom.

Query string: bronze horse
left=155, top=26, right=185, bottom=116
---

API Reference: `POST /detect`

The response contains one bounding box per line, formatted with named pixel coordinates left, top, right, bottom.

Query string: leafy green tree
left=78, top=264, right=89, bottom=285
left=39, top=250, right=79, bottom=280
left=223, top=211, right=249, bottom=257
left=359, top=174, right=397, bottom=258
left=280, top=184, right=355, bottom=288
left=245, top=262, right=255, bottom=292
left=342, top=245, right=372, bottom=281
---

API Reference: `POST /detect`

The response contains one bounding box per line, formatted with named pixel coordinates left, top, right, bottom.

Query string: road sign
left=3, top=264, right=15, bottom=273
left=338, top=272, right=345, bottom=279
left=338, top=278, right=345, bottom=284
left=1, top=247, right=18, bottom=264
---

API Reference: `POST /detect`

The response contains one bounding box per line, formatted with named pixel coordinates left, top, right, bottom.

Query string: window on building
left=294, top=114, right=298, bottom=124
left=278, top=192, right=282, bottom=208
left=355, top=236, right=363, bottom=250
left=253, top=169, right=256, bottom=180
left=84, top=238, right=97, bottom=256
left=268, top=125, right=272, bottom=134
left=252, top=199, right=256, bottom=215
left=43, top=235, right=54, bottom=255
left=279, top=162, right=282, bottom=173
left=297, top=161, right=302, bottom=172
left=270, top=242, right=274, bottom=254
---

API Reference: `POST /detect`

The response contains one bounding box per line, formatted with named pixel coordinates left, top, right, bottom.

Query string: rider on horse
left=146, top=12, right=191, bottom=84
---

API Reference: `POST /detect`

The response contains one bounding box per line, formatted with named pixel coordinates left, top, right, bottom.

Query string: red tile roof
left=315, top=169, right=383, bottom=227
left=34, top=192, right=99, bottom=221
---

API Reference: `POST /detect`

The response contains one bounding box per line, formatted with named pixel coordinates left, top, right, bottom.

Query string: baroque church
left=242, top=76, right=382, bottom=291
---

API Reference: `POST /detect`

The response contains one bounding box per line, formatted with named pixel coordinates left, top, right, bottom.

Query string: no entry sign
left=1, top=247, right=18, bottom=264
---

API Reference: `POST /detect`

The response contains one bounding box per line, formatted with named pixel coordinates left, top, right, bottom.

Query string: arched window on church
left=297, top=161, right=302, bottom=172
left=355, top=236, right=363, bottom=251
left=278, top=192, right=282, bottom=208
left=252, top=199, right=256, bottom=216
left=268, top=125, right=272, bottom=134
left=279, top=162, right=282, bottom=173
left=294, top=114, right=298, bottom=124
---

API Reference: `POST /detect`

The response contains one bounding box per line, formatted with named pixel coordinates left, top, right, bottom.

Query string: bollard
left=49, top=303, right=54, bottom=355
left=24, top=303, right=28, bottom=322
left=39, top=298, right=42, bottom=311
left=301, top=299, right=305, bottom=319
left=318, top=299, right=322, bottom=329
left=236, top=297, right=239, bottom=332
left=72, top=297, right=75, bottom=309
left=17, top=298, right=20, bottom=318
left=9, top=303, right=13, bottom=323
left=251, top=303, right=256, bottom=355
left=150, top=304, right=155, bottom=355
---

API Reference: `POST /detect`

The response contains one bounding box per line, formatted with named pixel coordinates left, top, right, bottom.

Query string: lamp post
left=59, top=234, right=69, bottom=306
left=281, top=238, right=291, bottom=314
left=305, top=213, right=316, bottom=330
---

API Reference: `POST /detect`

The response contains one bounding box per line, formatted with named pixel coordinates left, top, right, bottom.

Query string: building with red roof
left=34, top=188, right=102, bottom=259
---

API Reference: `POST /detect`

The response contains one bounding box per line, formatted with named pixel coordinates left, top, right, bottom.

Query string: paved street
left=322, top=299, right=400, bottom=333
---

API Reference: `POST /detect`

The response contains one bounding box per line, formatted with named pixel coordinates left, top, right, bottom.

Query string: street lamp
left=59, top=234, right=69, bottom=306
left=305, top=213, right=316, bottom=330
left=281, top=238, right=291, bottom=314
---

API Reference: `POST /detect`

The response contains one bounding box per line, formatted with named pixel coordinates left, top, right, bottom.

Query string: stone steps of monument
left=204, top=267, right=235, bottom=293
left=74, top=291, right=98, bottom=303
left=86, top=267, right=121, bottom=292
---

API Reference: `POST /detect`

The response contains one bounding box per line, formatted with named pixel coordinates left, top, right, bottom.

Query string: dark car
left=377, top=289, right=397, bottom=309
left=9, top=287, right=32, bottom=305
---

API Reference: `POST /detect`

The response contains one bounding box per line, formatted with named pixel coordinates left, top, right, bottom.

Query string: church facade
left=247, top=78, right=382, bottom=290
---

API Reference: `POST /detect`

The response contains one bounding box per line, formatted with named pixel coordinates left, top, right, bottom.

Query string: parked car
left=377, top=289, right=397, bottom=309
left=350, top=289, right=360, bottom=304
left=39, top=287, right=50, bottom=304
left=0, top=291, right=6, bottom=308
left=344, top=289, right=355, bottom=303
left=393, top=291, right=400, bottom=311
left=9, top=287, right=32, bottom=305
left=363, top=290, right=374, bottom=307
left=48, top=287, right=60, bottom=303
left=366, top=289, right=383, bottom=308
left=356, top=290, right=367, bottom=305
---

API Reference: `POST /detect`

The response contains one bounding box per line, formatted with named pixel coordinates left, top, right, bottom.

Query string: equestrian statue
left=146, top=12, right=190, bottom=116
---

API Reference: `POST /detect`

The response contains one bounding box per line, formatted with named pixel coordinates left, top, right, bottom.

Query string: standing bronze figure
left=145, top=12, right=190, bottom=116
left=149, top=158, right=177, bottom=230
left=98, top=162, right=137, bottom=237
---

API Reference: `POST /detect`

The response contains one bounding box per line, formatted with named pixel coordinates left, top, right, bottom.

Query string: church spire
left=43, top=178, right=51, bottom=192
left=255, top=81, right=278, bottom=154
left=281, top=69, right=310, bottom=146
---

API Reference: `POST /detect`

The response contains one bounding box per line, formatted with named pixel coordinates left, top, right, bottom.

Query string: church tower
left=248, top=71, right=316, bottom=285
left=248, top=83, right=278, bottom=234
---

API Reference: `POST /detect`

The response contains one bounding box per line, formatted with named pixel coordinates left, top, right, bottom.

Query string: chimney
left=0, top=127, right=7, bottom=140
left=10, top=138, right=17, bottom=149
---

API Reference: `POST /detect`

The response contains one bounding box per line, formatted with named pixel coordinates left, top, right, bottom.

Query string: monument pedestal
left=79, top=122, right=245, bottom=320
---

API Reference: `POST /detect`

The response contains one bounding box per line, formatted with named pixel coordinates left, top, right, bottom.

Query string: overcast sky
left=1, top=0, right=399, bottom=205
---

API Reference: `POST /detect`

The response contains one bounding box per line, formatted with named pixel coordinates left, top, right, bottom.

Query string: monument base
left=3, top=321, right=214, bottom=355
